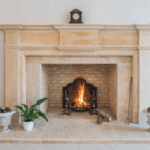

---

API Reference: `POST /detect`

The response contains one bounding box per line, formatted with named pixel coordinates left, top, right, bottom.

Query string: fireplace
left=1, top=24, right=140, bottom=124
left=39, top=63, right=117, bottom=117
left=63, top=77, right=97, bottom=111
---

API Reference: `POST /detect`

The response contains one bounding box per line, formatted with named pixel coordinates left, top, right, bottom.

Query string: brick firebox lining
left=41, top=64, right=117, bottom=113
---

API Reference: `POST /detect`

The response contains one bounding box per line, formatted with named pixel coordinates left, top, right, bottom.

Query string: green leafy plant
left=15, top=97, right=48, bottom=122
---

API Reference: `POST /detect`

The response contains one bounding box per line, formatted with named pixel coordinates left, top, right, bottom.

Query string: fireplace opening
left=63, top=77, right=97, bottom=112
left=40, top=64, right=117, bottom=119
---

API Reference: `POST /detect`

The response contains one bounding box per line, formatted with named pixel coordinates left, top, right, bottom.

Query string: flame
left=75, top=82, right=90, bottom=107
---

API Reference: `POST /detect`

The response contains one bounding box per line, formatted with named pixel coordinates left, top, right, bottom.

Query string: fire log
left=99, top=110, right=112, bottom=122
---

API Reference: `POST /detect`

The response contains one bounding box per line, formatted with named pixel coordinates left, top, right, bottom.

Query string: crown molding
left=3, top=46, right=56, bottom=50
left=21, top=25, right=55, bottom=30
left=57, top=46, right=99, bottom=52
left=0, top=24, right=104, bottom=31
left=0, top=24, right=56, bottom=31
left=0, top=24, right=143, bottom=32
left=53, top=24, right=105, bottom=32
left=0, top=25, right=22, bottom=30
left=138, top=46, right=150, bottom=50
left=102, top=25, right=137, bottom=32
left=98, top=46, right=138, bottom=50
left=135, top=24, right=150, bottom=31
left=3, top=45, right=138, bottom=51
left=2, top=46, right=20, bottom=50
left=57, top=46, right=138, bottom=52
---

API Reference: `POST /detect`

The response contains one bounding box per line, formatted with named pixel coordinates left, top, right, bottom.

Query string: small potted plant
left=15, top=97, right=48, bottom=131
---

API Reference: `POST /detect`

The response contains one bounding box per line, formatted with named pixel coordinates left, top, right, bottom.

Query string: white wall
left=0, top=0, right=150, bottom=24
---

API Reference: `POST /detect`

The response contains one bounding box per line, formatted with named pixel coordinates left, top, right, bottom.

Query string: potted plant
left=15, top=97, right=48, bottom=131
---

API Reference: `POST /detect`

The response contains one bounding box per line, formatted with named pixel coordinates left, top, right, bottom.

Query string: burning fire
left=75, top=82, right=90, bottom=108
left=67, top=78, right=91, bottom=109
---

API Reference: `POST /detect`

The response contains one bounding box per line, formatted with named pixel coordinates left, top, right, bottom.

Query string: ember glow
left=75, top=82, right=90, bottom=107
left=67, top=78, right=92, bottom=109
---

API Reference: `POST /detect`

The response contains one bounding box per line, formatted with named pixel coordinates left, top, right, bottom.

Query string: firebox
left=63, top=78, right=97, bottom=112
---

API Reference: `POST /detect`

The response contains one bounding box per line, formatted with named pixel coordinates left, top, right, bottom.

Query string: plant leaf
left=22, top=104, right=28, bottom=111
left=24, top=110, right=29, bottom=117
left=37, top=110, right=48, bottom=122
left=30, top=104, right=37, bottom=108
left=40, top=113, right=48, bottom=122
left=33, top=113, right=38, bottom=120
left=15, top=106, right=24, bottom=112
left=28, top=116, right=32, bottom=121
left=30, top=104, right=37, bottom=110
left=30, top=97, right=47, bottom=110
left=29, top=106, right=33, bottom=114
left=29, top=107, right=37, bottom=115
left=35, top=97, right=47, bottom=106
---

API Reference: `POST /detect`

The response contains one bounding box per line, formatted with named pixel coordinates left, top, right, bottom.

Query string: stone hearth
left=1, top=107, right=150, bottom=144
left=1, top=24, right=146, bottom=124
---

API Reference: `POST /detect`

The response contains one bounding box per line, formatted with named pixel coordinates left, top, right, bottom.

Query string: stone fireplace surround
left=2, top=24, right=148, bottom=124
left=26, top=56, right=131, bottom=122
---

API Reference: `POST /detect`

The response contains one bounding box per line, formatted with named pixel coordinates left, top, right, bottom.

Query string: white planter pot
left=142, top=108, right=150, bottom=132
left=0, top=108, right=16, bottom=132
left=23, top=121, right=34, bottom=131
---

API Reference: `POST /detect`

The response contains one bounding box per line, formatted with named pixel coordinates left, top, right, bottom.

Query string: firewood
left=99, top=110, right=112, bottom=122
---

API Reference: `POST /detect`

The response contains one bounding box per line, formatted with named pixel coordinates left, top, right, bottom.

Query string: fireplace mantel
left=0, top=24, right=139, bottom=31
left=2, top=24, right=150, bottom=124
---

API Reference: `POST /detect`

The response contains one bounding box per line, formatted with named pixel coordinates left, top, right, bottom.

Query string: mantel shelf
left=0, top=24, right=142, bottom=31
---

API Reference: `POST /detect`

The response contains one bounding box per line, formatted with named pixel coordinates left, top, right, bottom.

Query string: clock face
left=72, top=13, right=80, bottom=20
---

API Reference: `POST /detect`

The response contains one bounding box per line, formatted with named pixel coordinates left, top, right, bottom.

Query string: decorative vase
left=0, top=108, right=16, bottom=132
left=23, top=121, right=34, bottom=131
left=142, top=108, right=150, bottom=132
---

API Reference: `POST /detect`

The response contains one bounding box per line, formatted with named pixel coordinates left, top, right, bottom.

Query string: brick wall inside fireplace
left=41, top=64, right=117, bottom=118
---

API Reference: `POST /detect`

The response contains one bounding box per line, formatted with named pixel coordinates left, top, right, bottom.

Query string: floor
left=0, top=108, right=150, bottom=144
left=1, top=144, right=150, bottom=150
